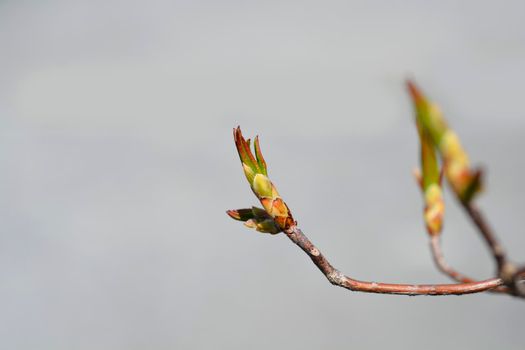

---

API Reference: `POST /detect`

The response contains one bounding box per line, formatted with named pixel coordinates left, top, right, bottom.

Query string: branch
left=461, top=202, right=507, bottom=273
left=284, top=226, right=503, bottom=296
left=228, top=125, right=523, bottom=298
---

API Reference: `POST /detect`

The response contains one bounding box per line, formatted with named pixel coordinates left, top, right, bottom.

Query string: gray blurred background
left=1, top=0, right=524, bottom=349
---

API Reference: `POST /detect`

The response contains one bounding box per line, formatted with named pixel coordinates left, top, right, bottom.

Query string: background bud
left=407, top=80, right=482, bottom=203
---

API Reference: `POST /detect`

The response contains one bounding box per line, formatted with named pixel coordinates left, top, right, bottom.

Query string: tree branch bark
left=461, top=202, right=507, bottom=272
left=284, top=226, right=504, bottom=296
left=459, top=202, right=525, bottom=297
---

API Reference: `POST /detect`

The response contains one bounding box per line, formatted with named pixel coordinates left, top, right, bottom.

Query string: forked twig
left=429, top=236, right=510, bottom=295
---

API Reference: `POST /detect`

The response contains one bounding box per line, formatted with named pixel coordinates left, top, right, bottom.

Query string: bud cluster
left=226, top=127, right=295, bottom=234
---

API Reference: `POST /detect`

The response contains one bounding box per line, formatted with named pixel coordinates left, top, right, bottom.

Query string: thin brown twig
left=461, top=203, right=525, bottom=297
left=429, top=236, right=475, bottom=283
left=461, top=202, right=507, bottom=273
left=429, top=236, right=511, bottom=295
left=284, top=226, right=503, bottom=296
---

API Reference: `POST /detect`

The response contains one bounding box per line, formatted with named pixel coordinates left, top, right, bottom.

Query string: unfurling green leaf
left=226, top=207, right=281, bottom=234
left=411, top=83, right=445, bottom=236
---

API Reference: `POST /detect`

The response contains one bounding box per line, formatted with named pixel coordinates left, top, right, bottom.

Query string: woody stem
left=284, top=226, right=504, bottom=296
